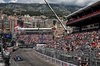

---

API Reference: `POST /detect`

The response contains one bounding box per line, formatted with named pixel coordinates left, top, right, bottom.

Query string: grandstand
left=65, top=1, right=100, bottom=66
left=36, top=1, right=100, bottom=66
left=64, top=1, right=100, bottom=66
left=19, top=28, right=53, bottom=44
left=66, top=1, right=100, bottom=32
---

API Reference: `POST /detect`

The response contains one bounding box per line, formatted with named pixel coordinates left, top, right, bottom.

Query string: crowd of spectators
left=31, top=30, right=99, bottom=66
left=44, top=30, right=100, bottom=56
left=19, top=34, right=53, bottom=44
left=19, top=34, right=41, bottom=43
left=43, top=34, right=53, bottom=43
left=19, top=30, right=100, bottom=57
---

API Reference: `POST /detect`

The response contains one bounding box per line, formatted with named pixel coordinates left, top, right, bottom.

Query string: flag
left=14, top=25, right=21, bottom=30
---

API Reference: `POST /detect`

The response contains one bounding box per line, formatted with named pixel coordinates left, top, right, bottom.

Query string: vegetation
left=0, top=3, right=82, bottom=16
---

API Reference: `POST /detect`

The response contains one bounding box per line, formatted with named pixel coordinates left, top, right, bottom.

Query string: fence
left=36, top=47, right=100, bottom=66
left=35, top=50, right=77, bottom=66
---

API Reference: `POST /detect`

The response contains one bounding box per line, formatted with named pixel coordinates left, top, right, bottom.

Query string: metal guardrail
left=35, top=50, right=77, bottom=66
left=36, top=47, right=100, bottom=66
left=36, top=47, right=78, bottom=65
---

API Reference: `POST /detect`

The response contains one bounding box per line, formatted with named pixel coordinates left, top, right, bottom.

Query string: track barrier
left=86, top=58, right=88, bottom=66
left=78, top=57, right=81, bottom=66
left=35, top=50, right=77, bottom=66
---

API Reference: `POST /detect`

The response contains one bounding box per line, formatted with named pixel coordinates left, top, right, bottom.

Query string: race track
left=11, top=48, right=59, bottom=66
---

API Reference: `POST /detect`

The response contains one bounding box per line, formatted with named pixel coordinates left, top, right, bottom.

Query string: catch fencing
left=36, top=47, right=100, bottom=66
left=35, top=49, right=77, bottom=66
left=35, top=51, right=77, bottom=66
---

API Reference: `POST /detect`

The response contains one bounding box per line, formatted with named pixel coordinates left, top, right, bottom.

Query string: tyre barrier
left=35, top=51, right=77, bottom=66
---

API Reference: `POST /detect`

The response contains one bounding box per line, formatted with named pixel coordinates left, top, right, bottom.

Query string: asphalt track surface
left=11, top=48, right=59, bottom=66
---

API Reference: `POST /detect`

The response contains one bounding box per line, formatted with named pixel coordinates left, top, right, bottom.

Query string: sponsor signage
left=3, top=34, right=12, bottom=38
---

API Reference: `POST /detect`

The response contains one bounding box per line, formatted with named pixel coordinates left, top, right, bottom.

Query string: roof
left=66, top=1, right=100, bottom=18
left=20, top=28, right=52, bottom=31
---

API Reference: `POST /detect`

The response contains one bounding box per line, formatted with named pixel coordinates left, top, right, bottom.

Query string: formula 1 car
left=14, top=55, right=23, bottom=61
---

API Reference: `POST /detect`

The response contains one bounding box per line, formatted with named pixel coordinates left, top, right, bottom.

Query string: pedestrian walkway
left=0, top=52, right=5, bottom=66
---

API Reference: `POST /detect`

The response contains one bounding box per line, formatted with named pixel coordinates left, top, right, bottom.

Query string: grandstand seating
left=19, top=29, right=100, bottom=66
left=36, top=30, right=100, bottom=66
left=19, top=34, right=53, bottom=43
